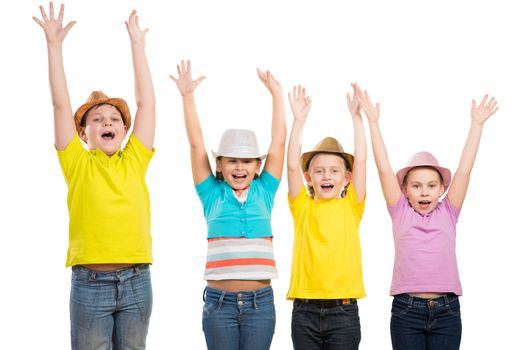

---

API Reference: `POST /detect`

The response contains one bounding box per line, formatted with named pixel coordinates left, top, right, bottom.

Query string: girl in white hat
left=171, top=60, right=286, bottom=350
left=359, top=88, right=498, bottom=350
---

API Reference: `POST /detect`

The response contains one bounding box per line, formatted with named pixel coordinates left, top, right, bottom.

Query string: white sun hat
left=211, top=129, right=267, bottom=160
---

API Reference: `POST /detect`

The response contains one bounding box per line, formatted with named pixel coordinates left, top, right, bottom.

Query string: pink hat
left=396, top=151, right=452, bottom=190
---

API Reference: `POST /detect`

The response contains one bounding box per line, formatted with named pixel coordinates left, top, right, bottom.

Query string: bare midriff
left=81, top=263, right=136, bottom=272
left=409, top=292, right=447, bottom=299
left=207, top=279, right=271, bottom=292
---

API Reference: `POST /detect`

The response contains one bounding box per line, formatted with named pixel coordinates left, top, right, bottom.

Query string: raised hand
left=346, top=82, right=362, bottom=118
left=125, top=10, right=148, bottom=48
left=170, top=60, right=206, bottom=96
left=33, top=2, right=76, bottom=44
left=357, top=88, right=380, bottom=123
left=257, top=69, right=282, bottom=96
left=288, top=85, right=311, bottom=121
left=471, top=94, right=498, bottom=125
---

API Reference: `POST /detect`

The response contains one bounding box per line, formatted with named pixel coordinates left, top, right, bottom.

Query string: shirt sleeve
left=258, top=170, right=280, bottom=203
left=56, top=135, right=85, bottom=182
left=442, top=196, right=461, bottom=223
left=345, top=183, right=365, bottom=222
left=195, top=174, right=219, bottom=211
left=288, top=185, right=309, bottom=222
left=387, top=194, right=408, bottom=219
left=123, top=133, right=155, bottom=173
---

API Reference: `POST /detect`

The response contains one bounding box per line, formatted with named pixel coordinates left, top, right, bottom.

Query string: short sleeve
left=195, top=174, right=219, bottom=209
left=123, top=133, right=155, bottom=172
left=288, top=185, right=310, bottom=222
left=387, top=195, right=408, bottom=218
left=56, top=135, right=85, bottom=182
left=442, top=196, right=461, bottom=223
left=258, top=170, right=280, bottom=202
left=345, top=183, right=365, bottom=222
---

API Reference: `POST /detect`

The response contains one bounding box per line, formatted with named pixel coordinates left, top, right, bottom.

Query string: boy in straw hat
left=34, top=3, right=155, bottom=349
left=286, top=84, right=367, bottom=349
left=358, top=87, right=498, bottom=350
left=171, top=60, right=286, bottom=350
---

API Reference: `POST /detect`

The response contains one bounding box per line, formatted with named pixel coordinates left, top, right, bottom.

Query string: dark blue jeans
left=202, top=286, right=276, bottom=350
left=390, top=294, right=462, bottom=350
left=70, top=264, right=153, bottom=350
left=291, top=299, right=361, bottom=350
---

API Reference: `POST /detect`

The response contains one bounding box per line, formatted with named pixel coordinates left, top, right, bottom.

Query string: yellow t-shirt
left=57, top=134, right=154, bottom=267
left=287, top=184, right=366, bottom=299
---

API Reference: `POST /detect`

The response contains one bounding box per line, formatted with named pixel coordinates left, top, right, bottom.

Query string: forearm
left=351, top=116, right=367, bottom=199
left=368, top=121, right=393, bottom=174
left=47, top=43, right=73, bottom=117
left=269, top=93, right=286, bottom=148
left=456, top=122, right=484, bottom=176
left=131, top=44, right=155, bottom=110
left=288, top=118, right=305, bottom=170
left=182, top=94, right=205, bottom=150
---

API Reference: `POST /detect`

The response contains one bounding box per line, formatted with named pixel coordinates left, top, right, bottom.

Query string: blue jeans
left=390, top=294, right=462, bottom=350
left=202, top=286, right=276, bottom=350
left=70, top=264, right=153, bottom=350
left=291, top=299, right=361, bottom=350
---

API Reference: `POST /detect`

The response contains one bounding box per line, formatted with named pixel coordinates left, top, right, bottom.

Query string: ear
left=439, top=184, right=445, bottom=197
left=256, top=159, right=262, bottom=173
left=215, top=158, right=222, bottom=172
left=304, top=171, right=312, bottom=186
left=79, top=127, right=88, bottom=143
left=401, top=184, right=409, bottom=197
left=344, top=171, right=352, bottom=186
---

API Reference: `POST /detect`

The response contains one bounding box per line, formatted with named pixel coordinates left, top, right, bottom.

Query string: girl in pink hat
left=171, top=60, right=286, bottom=350
left=359, top=88, right=498, bottom=350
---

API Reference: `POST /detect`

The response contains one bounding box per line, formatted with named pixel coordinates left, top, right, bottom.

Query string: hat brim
left=74, top=97, right=131, bottom=134
left=301, top=151, right=354, bottom=172
left=396, top=165, right=452, bottom=190
left=211, top=150, right=267, bottom=160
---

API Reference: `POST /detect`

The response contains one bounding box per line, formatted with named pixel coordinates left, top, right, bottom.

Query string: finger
left=376, top=103, right=381, bottom=114
left=169, top=75, right=177, bottom=82
left=33, top=16, right=45, bottom=27
left=491, top=106, right=499, bottom=115
left=471, top=99, right=476, bottom=109
left=293, top=86, right=298, bottom=100
left=63, top=21, right=76, bottom=33
left=480, top=94, right=488, bottom=106
left=307, top=96, right=312, bottom=105
left=39, top=5, right=49, bottom=22
left=256, top=68, right=264, bottom=81
left=187, top=60, right=192, bottom=75
left=181, top=60, right=187, bottom=74
left=49, top=2, right=55, bottom=21
left=488, top=97, right=496, bottom=109
left=489, top=100, right=498, bottom=111
left=195, top=76, right=206, bottom=86
left=177, top=64, right=182, bottom=77
left=57, top=3, right=65, bottom=23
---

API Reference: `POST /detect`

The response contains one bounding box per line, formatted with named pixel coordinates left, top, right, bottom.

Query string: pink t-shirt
left=388, top=195, right=462, bottom=296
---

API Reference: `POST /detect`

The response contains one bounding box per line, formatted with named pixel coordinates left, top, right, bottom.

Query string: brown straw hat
left=301, top=137, right=354, bottom=172
left=73, top=91, right=131, bottom=134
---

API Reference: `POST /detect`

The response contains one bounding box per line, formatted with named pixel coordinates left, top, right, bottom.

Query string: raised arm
left=257, top=69, right=286, bottom=179
left=447, top=94, right=498, bottom=208
left=287, top=86, right=312, bottom=200
left=125, top=10, right=155, bottom=150
left=347, top=83, right=366, bottom=202
left=170, top=60, right=211, bottom=184
left=358, top=88, right=401, bottom=205
left=33, top=2, right=76, bottom=150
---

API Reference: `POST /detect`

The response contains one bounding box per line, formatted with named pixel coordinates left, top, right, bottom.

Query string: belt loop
left=407, top=294, right=414, bottom=308
left=203, top=287, right=208, bottom=302
left=133, top=264, right=141, bottom=275
left=89, top=271, right=97, bottom=281
left=253, top=290, right=259, bottom=310
left=443, top=294, right=449, bottom=305
left=218, top=291, right=226, bottom=309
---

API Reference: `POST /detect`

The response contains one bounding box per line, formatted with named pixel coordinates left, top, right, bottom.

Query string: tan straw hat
left=73, top=91, right=131, bottom=134
left=301, top=137, right=354, bottom=172
left=396, top=151, right=452, bottom=190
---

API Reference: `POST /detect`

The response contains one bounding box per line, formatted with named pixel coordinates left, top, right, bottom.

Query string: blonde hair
left=305, top=153, right=351, bottom=199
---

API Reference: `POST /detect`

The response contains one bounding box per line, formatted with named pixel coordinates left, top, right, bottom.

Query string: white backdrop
left=2, top=0, right=522, bottom=348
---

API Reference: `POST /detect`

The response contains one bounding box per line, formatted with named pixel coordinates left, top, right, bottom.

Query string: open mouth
left=232, top=174, right=247, bottom=180
left=101, top=131, right=115, bottom=140
left=320, top=184, right=334, bottom=191
left=418, top=200, right=431, bottom=208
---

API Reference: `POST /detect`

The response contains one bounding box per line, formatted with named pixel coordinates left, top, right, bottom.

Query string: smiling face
left=216, top=157, right=262, bottom=191
left=402, top=167, right=445, bottom=215
left=79, top=104, right=127, bottom=156
left=304, top=153, right=351, bottom=200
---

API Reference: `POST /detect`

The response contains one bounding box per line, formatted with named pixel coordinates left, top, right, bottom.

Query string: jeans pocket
left=391, top=299, right=412, bottom=317
left=445, top=298, right=461, bottom=317
left=202, top=301, right=220, bottom=319
left=131, top=271, right=153, bottom=323
left=70, top=279, right=99, bottom=329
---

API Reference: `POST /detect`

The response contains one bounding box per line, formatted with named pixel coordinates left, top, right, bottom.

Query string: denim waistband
left=295, top=298, right=357, bottom=308
left=72, top=264, right=150, bottom=282
left=394, top=293, right=458, bottom=309
left=204, top=285, right=273, bottom=301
